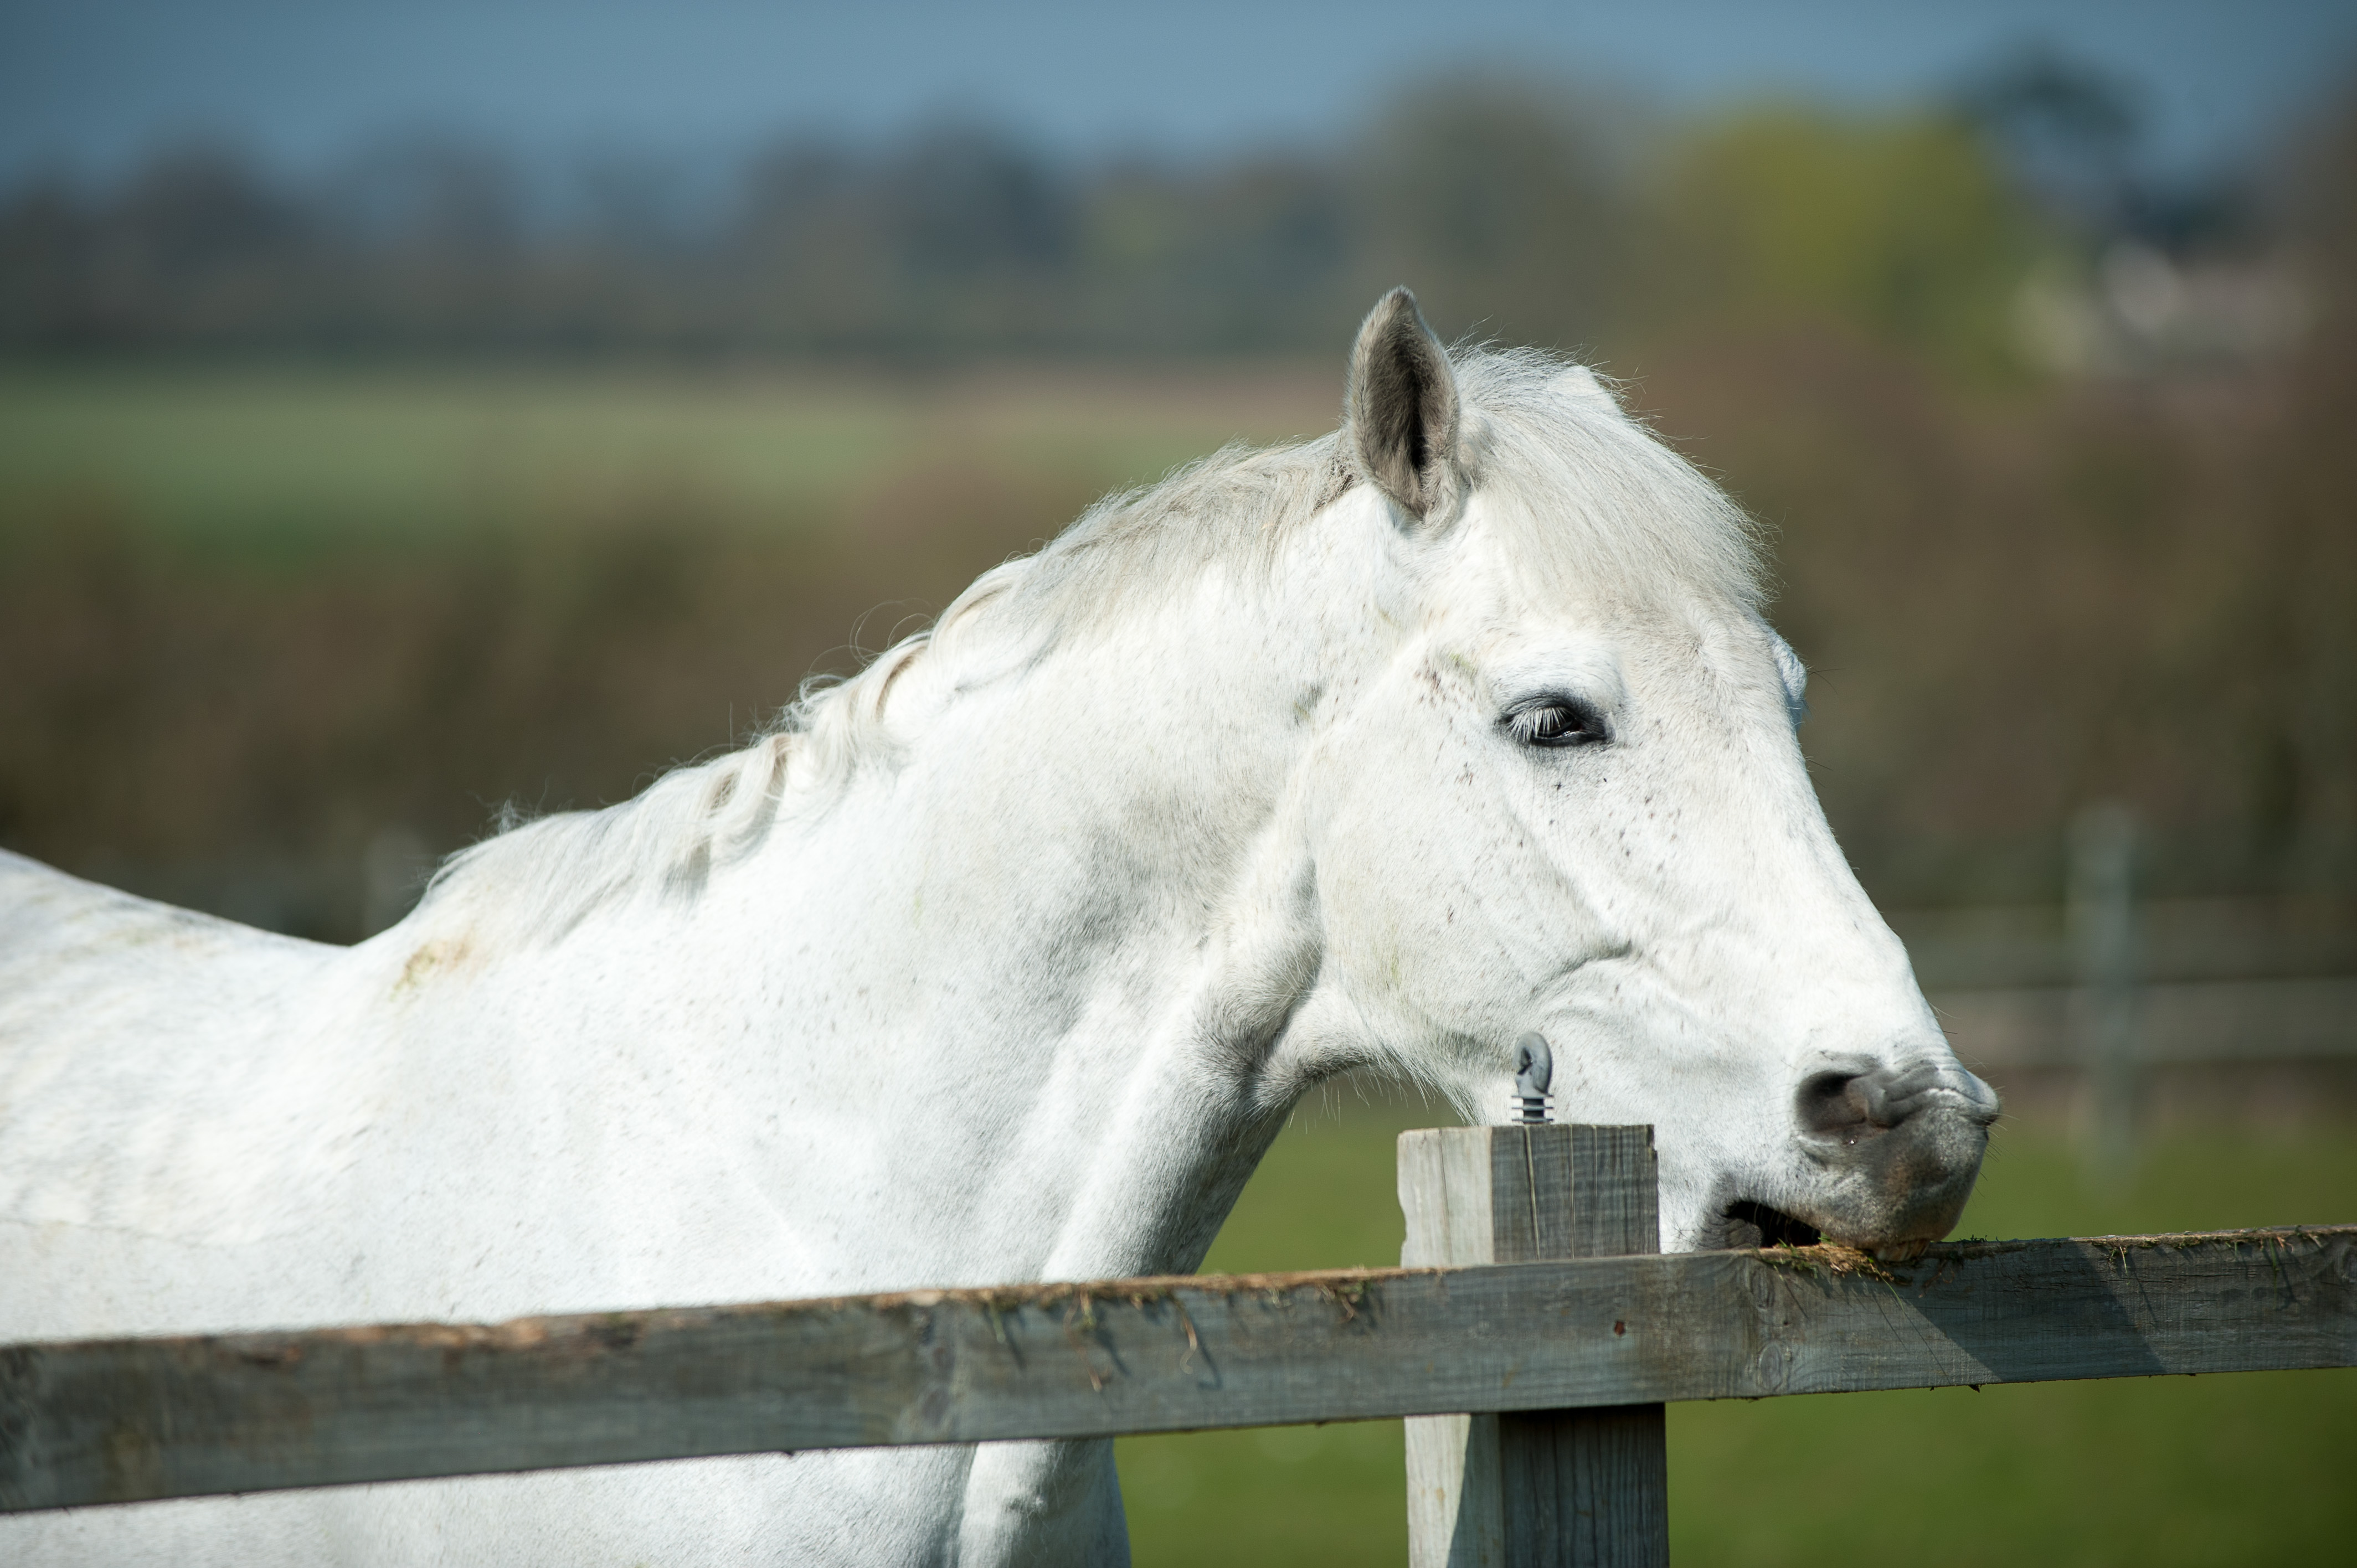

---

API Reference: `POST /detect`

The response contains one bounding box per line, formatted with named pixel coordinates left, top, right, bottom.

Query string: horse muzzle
left=1768, top=1057, right=2001, bottom=1254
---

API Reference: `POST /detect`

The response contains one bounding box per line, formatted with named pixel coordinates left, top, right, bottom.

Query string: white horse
left=0, top=290, right=1997, bottom=1565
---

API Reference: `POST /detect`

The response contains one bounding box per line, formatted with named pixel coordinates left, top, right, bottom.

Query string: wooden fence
left=5, top=1125, right=2354, bottom=1565
left=1896, top=894, right=2357, bottom=1070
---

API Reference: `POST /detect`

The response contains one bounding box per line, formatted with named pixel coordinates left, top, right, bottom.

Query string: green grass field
left=0, top=363, right=1336, bottom=549
left=1121, top=1095, right=2357, bottom=1566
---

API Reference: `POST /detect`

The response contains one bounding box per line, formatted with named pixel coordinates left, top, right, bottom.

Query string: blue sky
left=5, top=0, right=2354, bottom=183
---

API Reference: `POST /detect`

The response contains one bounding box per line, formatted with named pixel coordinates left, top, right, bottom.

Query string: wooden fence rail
left=7, top=1223, right=2353, bottom=1515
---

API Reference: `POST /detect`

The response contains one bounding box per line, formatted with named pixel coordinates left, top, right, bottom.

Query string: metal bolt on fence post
left=1512, top=1033, right=1555, bottom=1125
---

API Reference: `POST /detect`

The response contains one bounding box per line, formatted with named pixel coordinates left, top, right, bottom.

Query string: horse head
left=1270, top=289, right=1998, bottom=1255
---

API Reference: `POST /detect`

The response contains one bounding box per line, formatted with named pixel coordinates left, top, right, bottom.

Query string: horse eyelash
left=1504, top=699, right=1608, bottom=749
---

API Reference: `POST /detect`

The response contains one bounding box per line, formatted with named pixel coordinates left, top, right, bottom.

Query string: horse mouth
left=1723, top=1199, right=1821, bottom=1250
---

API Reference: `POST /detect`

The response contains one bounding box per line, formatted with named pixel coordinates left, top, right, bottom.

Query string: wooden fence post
left=2069, top=802, right=2140, bottom=1174
left=1399, top=1123, right=1667, bottom=1568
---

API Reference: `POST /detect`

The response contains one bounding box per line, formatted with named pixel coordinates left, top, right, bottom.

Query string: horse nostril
left=1798, top=1070, right=1866, bottom=1134
left=1797, top=1067, right=1917, bottom=1139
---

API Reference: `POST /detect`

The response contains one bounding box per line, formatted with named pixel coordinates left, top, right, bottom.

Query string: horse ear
left=1347, top=287, right=1461, bottom=523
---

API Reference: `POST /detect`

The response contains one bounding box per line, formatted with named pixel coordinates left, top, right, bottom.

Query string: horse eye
left=1506, top=700, right=1605, bottom=749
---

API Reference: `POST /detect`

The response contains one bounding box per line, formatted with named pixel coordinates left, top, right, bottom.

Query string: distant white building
left=2015, top=242, right=2313, bottom=375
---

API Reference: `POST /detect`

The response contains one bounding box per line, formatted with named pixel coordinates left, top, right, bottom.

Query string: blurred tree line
left=2, top=59, right=2352, bottom=936
left=0, top=66, right=2186, bottom=376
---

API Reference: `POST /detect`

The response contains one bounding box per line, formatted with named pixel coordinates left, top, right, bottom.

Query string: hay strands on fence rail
left=5, top=1226, right=2353, bottom=1513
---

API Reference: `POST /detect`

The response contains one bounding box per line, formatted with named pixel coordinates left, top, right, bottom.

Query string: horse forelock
left=418, top=345, right=1762, bottom=949
left=1449, top=347, right=1764, bottom=618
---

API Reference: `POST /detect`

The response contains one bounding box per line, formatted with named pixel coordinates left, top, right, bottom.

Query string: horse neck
left=716, top=553, right=1372, bottom=1286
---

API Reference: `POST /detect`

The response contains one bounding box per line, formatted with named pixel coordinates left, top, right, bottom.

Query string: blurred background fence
left=5, top=6, right=2356, bottom=1562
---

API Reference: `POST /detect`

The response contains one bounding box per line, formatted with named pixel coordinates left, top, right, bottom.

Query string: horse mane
left=414, top=345, right=1761, bottom=948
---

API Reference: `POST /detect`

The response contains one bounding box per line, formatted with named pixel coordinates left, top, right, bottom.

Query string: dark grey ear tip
left=1358, top=286, right=1429, bottom=349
